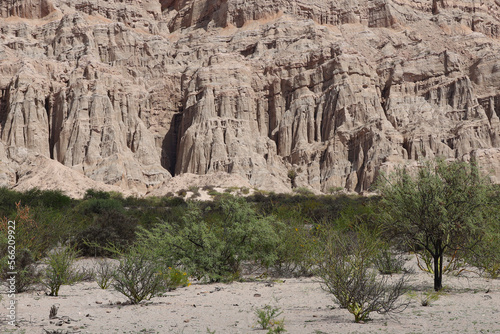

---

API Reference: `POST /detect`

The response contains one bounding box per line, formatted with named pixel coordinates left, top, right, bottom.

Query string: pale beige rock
left=11, top=154, right=133, bottom=198
left=1, top=0, right=500, bottom=196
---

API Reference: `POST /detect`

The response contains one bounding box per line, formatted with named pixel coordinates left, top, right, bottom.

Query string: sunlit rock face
left=1, top=0, right=500, bottom=195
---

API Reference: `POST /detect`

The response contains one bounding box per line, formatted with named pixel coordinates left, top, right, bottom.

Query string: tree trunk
left=433, top=251, right=443, bottom=291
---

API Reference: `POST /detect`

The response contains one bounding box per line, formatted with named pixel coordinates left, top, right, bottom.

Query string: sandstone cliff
left=1, top=0, right=500, bottom=196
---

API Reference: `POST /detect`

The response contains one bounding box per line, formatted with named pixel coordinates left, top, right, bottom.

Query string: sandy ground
left=1, top=258, right=500, bottom=334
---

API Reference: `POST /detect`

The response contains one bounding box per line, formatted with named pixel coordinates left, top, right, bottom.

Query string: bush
left=287, top=169, right=297, bottom=188
left=270, top=208, right=318, bottom=277
left=159, top=267, right=190, bottom=291
left=79, top=198, right=123, bottom=215
left=293, top=187, right=313, bottom=196
left=0, top=203, right=46, bottom=291
left=19, top=189, right=73, bottom=210
left=188, top=186, right=199, bottom=193
left=466, top=228, right=500, bottom=279
left=177, top=189, right=187, bottom=197
left=93, top=259, right=117, bottom=289
left=420, top=290, right=442, bottom=307
left=84, top=189, right=111, bottom=200
left=0, top=245, right=41, bottom=292
left=373, top=248, right=406, bottom=275
left=75, top=210, right=137, bottom=257
left=327, top=186, right=343, bottom=194
left=137, top=197, right=280, bottom=282
left=315, top=227, right=409, bottom=322
left=255, top=305, right=286, bottom=332
left=112, top=249, right=164, bottom=304
left=208, top=189, right=221, bottom=197
left=43, top=246, right=81, bottom=296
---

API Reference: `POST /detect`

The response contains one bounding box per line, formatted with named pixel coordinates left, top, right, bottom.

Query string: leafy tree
left=465, top=192, right=500, bottom=279
left=377, top=159, right=490, bottom=291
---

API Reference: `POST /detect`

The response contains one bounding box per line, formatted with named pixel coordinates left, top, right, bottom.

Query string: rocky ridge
left=1, top=0, right=500, bottom=197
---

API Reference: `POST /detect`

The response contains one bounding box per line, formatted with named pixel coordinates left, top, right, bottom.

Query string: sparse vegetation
left=159, top=267, right=190, bottom=291
left=255, top=305, right=285, bottom=332
left=373, top=248, right=407, bottom=275
left=1, top=171, right=499, bottom=330
left=177, top=189, right=188, bottom=197
left=315, top=226, right=409, bottom=323
left=112, top=248, right=165, bottom=304
left=43, top=246, right=81, bottom=296
left=93, top=259, right=117, bottom=289
left=293, top=187, right=313, bottom=196
left=327, top=186, right=344, bottom=194
left=287, top=169, right=297, bottom=188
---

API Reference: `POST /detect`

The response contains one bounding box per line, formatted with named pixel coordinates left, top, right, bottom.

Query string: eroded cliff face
left=1, top=0, right=500, bottom=196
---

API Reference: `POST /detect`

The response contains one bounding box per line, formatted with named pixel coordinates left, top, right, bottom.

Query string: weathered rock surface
left=1, top=0, right=500, bottom=196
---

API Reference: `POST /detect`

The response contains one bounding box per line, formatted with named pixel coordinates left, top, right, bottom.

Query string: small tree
left=377, top=159, right=490, bottom=291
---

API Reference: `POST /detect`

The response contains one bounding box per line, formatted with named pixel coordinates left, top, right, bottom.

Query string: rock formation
left=1, top=0, right=500, bottom=196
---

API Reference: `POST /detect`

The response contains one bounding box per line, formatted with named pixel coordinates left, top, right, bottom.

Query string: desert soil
left=1, top=258, right=499, bottom=334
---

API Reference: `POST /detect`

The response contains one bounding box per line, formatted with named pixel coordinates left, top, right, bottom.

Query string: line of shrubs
left=1, top=178, right=499, bottom=322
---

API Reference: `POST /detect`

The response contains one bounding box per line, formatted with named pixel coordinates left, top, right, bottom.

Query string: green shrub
left=293, top=187, right=313, bottom=196
left=188, top=186, right=199, bottom=193
left=112, top=249, right=164, bottom=304
left=0, top=187, right=23, bottom=214
left=0, top=203, right=75, bottom=292
left=271, top=208, right=318, bottom=277
left=0, top=245, right=41, bottom=292
left=420, top=290, right=442, bottom=307
left=93, top=259, right=117, bottom=289
left=159, top=267, right=190, bottom=291
left=43, top=246, right=80, bottom=296
left=315, top=227, right=409, bottom=323
left=208, top=189, right=221, bottom=197
left=224, top=187, right=239, bottom=194
left=79, top=198, right=123, bottom=215
left=75, top=210, right=137, bottom=257
left=177, top=189, right=187, bottom=197
left=255, top=305, right=285, bottom=332
left=20, top=189, right=73, bottom=210
left=327, top=186, right=343, bottom=194
left=137, top=197, right=280, bottom=282
left=465, top=206, right=500, bottom=279
left=287, top=169, right=297, bottom=188
left=373, top=248, right=406, bottom=275
left=84, top=189, right=111, bottom=200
